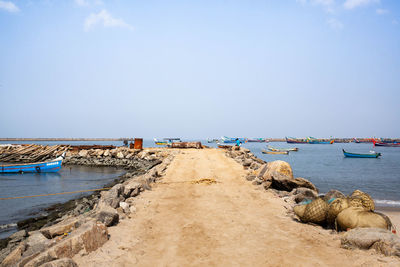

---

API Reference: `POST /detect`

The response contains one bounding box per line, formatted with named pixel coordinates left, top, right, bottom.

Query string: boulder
left=260, top=161, right=293, bottom=182
left=116, top=152, right=125, bottom=159
left=40, top=217, right=82, bottom=239
left=40, top=258, right=78, bottom=267
left=323, top=189, right=345, bottom=202
left=23, top=222, right=108, bottom=267
left=336, top=207, right=390, bottom=231
left=119, top=202, right=130, bottom=214
left=241, top=148, right=250, bottom=153
left=170, top=142, right=202, bottom=149
left=8, top=230, right=28, bottom=244
left=1, top=242, right=26, bottom=267
left=242, top=159, right=253, bottom=167
left=249, top=162, right=260, bottom=170
left=341, top=228, right=400, bottom=257
left=103, top=150, right=110, bottom=157
left=78, top=150, right=88, bottom=158
left=24, top=232, right=51, bottom=257
left=96, top=206, right=119, bottom=227
left=123, top=181, right=141, bottom=198
left=270, top=172, right=317, bottom=192
left=95, top=149, right=104, bottom=157
left=98, top=184, right=125, bottom=209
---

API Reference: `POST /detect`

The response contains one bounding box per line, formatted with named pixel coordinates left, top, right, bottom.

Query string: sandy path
left=75, top=149, right=400, bottom=266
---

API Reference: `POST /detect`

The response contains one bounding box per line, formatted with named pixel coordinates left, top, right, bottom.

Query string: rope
left=0, top=187, right=112, bottom=200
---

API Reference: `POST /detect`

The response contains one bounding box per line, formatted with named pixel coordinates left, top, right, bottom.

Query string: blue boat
left=342, top=149, right=381, bottom=158
left=0, top=153, right=65, bottom=173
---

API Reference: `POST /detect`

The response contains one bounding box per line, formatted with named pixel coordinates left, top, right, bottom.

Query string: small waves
left=0, top=223, right=17, bottom=230
left=375, top=199, right=400, bottom=207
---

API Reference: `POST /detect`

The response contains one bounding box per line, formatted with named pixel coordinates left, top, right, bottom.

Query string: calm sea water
left=236, top=142, right=400, bottom=207
left=0, top=165, right=125, bottom=239
left=1, top=139, right=399, bottom=238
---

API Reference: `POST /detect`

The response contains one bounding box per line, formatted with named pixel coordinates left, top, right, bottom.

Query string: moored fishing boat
left=0, top=153, right=65, bottom=173
left=221, top=136, right=247, bottom=143
left=267, top=145, right=298, bottom=152
left=342, top=149, right=381, bottom=158
left=285, top=137, right=308, bottom=144
left=261, top=149, right=289, bottom=155
left=247, top=138, right=267, bottom=143
left=154, top=138, right=168, bottom=145
left=307, top=137, right=334, bottom=144
left=373, top=140, right=400, bottom=147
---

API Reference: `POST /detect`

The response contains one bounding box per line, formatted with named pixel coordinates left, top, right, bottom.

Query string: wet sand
left=74, top=149, right=400, bottom=266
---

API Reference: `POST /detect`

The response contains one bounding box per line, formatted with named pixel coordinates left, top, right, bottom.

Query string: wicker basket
left=302, top=198, right=328, bottom=224
left=350, top=190, right=375, bottom=211
left=326, top=198, right=349, bottom=225
left=293, top=204, right=307, bottom=219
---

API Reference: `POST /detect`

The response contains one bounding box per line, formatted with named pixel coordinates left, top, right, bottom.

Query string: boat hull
left=262, top=149, right=289, bottom=155
left=0, top=159, right=63, bottom=173
left=342, top=149, right=381, bottom=158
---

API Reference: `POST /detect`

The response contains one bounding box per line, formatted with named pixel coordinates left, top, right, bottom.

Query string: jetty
left=1, top=147, right=399, bottom=266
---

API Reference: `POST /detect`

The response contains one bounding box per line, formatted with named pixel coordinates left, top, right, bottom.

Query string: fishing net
left=326, top=198, right=349, bottom=225
left=293, top=204, right=307, bottom=219
left=350, top=190, right=375, bottom=211
left=302, top=198, right=328, bottom=224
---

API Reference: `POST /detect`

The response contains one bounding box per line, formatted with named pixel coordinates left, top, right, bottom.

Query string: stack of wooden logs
left=0, top=145, right=68, bottom=163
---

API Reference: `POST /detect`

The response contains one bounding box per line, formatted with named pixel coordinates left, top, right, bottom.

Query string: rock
left=24, top=232, right=51, bottom=257
left=259, top=160, right=293, bottom=181
left=1, top=242, right=26, bottom=267
left=290, top=187, right=318, bottom=203
left=40, top=258, right=78, bottom=267
left=23, top=222, right=108, bottom=267
left=119, top=202, right=130, bottom=214
left=341, top=228, right=400, bottom=257
left=8, top=230, right=28, bottom=244
left=116, top=152, right=125, bottom=159
left=336, top=207, right=390, bottom=231
left=232, top=146, right=240, bottom=151
left=98, top=184, right=125, bottom=209
left=246, top=175, right=256, bottom=181
left=323, top=189, right=345, bottom=202
left=123, top=181, right=141, bottom=198
left=242, top=159, right=252, bottom=167
left=96, top=206, right=119, bottom=227
left=270, top=173, right=317, bottom=192
left=78, top=150, right=88, bottom=157
left=103, top=150, right=110, bottom=157
left=241, top=148, right=250, bottom=153
left=249, top=162, right=260, bottom=170
left=40, top=217, right=82, bottom=239
left=95, top=149, right=104, bottom=157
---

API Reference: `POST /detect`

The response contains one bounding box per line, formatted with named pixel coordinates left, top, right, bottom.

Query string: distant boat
left=221, top=136, right=247, bottom=143
left=247, top=138, right=267, bottom=143
left=342, top=149, right=381, bottom=158
left=267, top=145, right=298, bottom=152
left=0, top=153, right=65, bottom=173
left=154, top=138, right=181, bottom=146
left=285, top=137, right=308, bottom=144
left=307, top=137, right=334, bottom=144
left=261, top=149, right=289, bottom=155
left=373, top=140, right=400, bottom=147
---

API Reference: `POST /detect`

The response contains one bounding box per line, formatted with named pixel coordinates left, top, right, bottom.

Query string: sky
left=0, top=0, right=399, bottom=139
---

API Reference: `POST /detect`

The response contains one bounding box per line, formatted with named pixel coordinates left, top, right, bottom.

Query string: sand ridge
left=74, top=149, right=400, bottom=266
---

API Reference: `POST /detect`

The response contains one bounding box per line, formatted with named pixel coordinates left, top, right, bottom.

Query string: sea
left=1, top=139, right=399, bottom=238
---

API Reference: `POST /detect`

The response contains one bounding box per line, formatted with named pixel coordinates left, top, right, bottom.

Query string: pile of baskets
left=293, top=189, right=390, bottom=230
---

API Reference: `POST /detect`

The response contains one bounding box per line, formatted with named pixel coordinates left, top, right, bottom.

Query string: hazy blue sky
left=0, top=0, right=399, bottom=139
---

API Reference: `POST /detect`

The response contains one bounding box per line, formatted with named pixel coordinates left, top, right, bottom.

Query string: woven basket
left=293, top=204, right=307, bottom=219
left=326, top=198, right=349, bottom=225
left=302, top=198, right=328, bottom=224
left=350, top=190, right=375, bottom=211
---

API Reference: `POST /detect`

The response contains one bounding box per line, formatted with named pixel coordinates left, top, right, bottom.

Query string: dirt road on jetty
left=75, top=149, right=399, bottom=266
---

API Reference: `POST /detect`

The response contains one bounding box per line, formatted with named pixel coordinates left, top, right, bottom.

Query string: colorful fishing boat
left=267, top=145, right=298, bottom=152
left=221, top=136, right=247, bottom=143
left=0, top=153, right=65, bottom=173
left=373, top=140, right=400, bottom=147
left=154, top=138, right=168, bottom=145
left=285, top=137, right=308, bottom=144
left=261, top=149, right=289, bottom=155
left=307, top=137, right=334, bottom=144
left=342, top=149, right=381, bottom=158
left=247, top=138, right=267, bottom=143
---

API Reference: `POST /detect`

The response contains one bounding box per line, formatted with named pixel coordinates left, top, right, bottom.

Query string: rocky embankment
left=0, top=148, right=178, bottom=267
left=222, top=145, right=400, bottom=258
